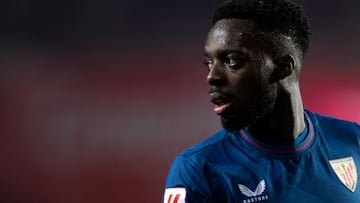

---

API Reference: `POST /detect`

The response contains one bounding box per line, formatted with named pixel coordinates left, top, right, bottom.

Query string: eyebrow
left=204, top=48, right=249, bottom=57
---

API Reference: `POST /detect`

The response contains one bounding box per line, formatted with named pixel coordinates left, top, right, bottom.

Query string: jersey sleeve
left=163, top=155, right=212, bottom=203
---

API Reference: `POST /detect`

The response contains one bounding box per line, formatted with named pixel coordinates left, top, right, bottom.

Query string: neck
left=246, top=86, right=305, bottom=143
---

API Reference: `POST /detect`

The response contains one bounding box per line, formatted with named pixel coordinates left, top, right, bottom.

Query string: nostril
left=207, top=74, right=226, bottom=86
left=209, top=79, right=224, bottom=86
left=207, top=66, right=226, bottom=86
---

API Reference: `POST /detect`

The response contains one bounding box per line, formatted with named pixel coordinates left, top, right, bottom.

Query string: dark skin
left=204, top=19, right=305, bottom=143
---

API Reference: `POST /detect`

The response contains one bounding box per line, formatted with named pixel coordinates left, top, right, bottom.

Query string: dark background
left=0, top=0, right=359, bottom=202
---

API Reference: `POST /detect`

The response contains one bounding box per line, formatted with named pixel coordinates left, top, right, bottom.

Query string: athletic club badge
left=329, top=157, right=358, bottom=192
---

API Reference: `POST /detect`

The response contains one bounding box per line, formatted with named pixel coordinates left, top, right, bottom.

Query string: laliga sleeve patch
left=164, top=188, right=186, bottom=203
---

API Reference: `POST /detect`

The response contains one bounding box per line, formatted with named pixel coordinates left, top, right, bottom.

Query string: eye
left=227, top=58, right=238, bottom=67
left=203, top=58, right=213, bottom=70
left=224, top=56, right=243, bottom=69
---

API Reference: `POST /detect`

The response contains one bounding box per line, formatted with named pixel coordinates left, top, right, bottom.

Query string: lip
left=209, top=92, right=231, bottom=105
left=209, top=91, right=232, bottom=115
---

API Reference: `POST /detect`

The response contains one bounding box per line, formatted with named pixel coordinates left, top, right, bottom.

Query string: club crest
left=329, top=157, right=358, bottom=192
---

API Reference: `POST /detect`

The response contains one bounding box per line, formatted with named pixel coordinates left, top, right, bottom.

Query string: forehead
left=204, top=19, right=273, bottom=54
left=205, top=19, right=254, bottom=49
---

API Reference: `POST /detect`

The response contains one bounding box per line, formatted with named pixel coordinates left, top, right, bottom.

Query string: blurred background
left=0, top=0, right=359, bottom=202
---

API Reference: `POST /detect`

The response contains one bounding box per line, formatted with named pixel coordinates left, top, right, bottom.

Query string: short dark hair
left=212, top=0, right=311, bottom=56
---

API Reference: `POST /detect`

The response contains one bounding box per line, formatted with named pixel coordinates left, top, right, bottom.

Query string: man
left=163, top=0, right=360, bottom=202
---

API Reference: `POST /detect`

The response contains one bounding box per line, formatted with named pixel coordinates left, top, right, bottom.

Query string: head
left=204, top=0, right=311, bottom=131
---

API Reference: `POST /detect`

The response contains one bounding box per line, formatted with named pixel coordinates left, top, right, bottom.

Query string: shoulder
left=164, top=129, right=233, bottom=200
left=305, top=110, right=360, bottom=130
left=166, top=128, right=235, bottom=179
left=179, top=129, right=234, bottom=161
left=306, top=109, right=360, bottom=133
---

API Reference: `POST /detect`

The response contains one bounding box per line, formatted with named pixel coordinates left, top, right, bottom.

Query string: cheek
left=231, top=70, right=263, bottom=101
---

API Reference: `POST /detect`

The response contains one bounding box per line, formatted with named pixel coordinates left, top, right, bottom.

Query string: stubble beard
left=220, top=84, right=277, bottom=132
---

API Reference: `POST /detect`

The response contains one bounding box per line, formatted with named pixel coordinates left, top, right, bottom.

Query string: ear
left=274, top=55, right=295, bottom=80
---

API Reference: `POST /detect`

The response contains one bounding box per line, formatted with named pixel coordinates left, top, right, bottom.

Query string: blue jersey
left=163, top=110, right=360, bottom=203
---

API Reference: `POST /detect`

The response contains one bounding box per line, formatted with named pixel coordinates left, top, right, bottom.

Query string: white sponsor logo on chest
left=238, top=179, right=269, bottom=203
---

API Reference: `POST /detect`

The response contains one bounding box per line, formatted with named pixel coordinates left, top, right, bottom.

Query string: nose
left=207, top=62, right=226, bottom=86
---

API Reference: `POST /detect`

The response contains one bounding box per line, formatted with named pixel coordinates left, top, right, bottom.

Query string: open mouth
left=209, top=92, right=232, bottom=115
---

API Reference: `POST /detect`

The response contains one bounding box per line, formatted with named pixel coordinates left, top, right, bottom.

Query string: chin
left=221, top=116, right=248, bottom=132
left=220, top=104, right=274, bottom=132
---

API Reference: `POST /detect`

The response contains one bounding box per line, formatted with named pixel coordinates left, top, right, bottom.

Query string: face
left=204, top=19, right=279, bottom=131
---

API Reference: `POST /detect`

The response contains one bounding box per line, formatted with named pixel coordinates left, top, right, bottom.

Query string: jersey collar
left=238, top=112, right=315, bottom=155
